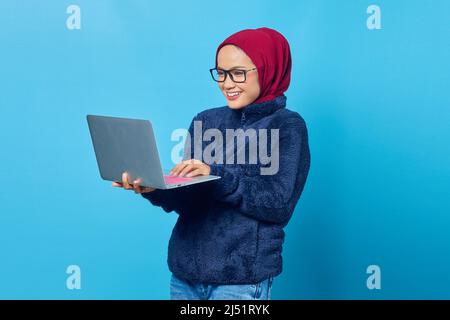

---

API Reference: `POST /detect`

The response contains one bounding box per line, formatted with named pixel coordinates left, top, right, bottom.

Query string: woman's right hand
left=112, top=172, right=156, bottom=194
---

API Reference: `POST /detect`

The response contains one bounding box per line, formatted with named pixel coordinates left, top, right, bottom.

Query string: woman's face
left=216, top=45, right=260, bottom=109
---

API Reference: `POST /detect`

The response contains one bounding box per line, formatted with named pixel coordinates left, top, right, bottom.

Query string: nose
left=223, top=74, right=236, bottom=89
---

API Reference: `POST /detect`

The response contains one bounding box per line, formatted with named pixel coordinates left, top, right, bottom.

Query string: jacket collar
left=232, top=94, right=287, bottom=123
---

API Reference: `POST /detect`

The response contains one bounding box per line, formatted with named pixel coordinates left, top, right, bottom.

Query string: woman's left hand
left=170, top=159, right=211, bottom=177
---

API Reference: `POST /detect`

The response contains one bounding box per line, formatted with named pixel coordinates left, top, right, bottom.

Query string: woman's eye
left=232, top=70, right=245, bottom=76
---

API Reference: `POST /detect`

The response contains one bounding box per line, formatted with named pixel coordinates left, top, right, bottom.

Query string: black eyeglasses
left=209, top=67, right=257, bottom=83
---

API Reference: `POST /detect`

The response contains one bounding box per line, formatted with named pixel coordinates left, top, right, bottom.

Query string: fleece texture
left=142, top=94, right=310, bottom=284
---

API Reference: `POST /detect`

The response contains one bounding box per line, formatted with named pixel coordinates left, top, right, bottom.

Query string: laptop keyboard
left=163, top=175, right=193, bottom=185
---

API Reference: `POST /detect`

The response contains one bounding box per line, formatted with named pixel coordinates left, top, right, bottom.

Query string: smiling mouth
left=226, top=91, right=242, bottom=98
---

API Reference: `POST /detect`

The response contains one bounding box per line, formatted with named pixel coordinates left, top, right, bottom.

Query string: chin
left=227, top=102, right=246, bottom=109
left=226, top=95, right=251, bottom=109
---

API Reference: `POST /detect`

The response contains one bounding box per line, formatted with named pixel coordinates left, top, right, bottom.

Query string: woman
left=113, top=27, right=311, bottom=300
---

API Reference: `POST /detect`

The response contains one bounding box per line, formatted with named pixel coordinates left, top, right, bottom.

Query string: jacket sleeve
left=208, top=117, right=310, bottom=224
left=140, top=114, right=202, bottom=214
left=141, top=184, right=202, bottom=214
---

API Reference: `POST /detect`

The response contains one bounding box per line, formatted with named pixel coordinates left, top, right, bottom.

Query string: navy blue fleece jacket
left=142, top=95, right=310, bottom=284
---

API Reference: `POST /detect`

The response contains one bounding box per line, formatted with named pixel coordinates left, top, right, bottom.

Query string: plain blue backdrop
left=0, top=0, right=449, bottom=299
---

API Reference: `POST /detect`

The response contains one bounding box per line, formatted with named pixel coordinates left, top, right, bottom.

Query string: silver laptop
left=86, top=114, right=220, bottom=189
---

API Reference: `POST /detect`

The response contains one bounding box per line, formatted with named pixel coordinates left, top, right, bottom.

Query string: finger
left=134, top=185, right=155, bottom=194
left=172, top=159, right=201, bottom=175
left=179, top=164, right=197, bottom=177
left=133, top=179, right=142, bottom=193
left=170, top=163, right=182, bottom=176
left=178, top=164, right=193, bottom=176
left=122, top=172, right=132, bottom=190
left=173, top=163, right=189, bottom=176
left=186, top=168, right=201, bottom=177
left=171, top=159, right=201, bottom=176
left=169, top=163, right=180, bottom=176
left=112, top=182, right=123, bottom=187
left=183, top=159, right=201, bottom=165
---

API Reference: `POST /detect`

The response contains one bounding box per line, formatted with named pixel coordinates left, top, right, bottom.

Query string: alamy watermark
left=367, top=4, right=382, bottom=30
left=66, top=4, right=81, bottom=30
left=366, top=264, right=381, bottom=290
left=171, top=121, right=280, bottom=175
left=66, top=265, right=81, bottom=290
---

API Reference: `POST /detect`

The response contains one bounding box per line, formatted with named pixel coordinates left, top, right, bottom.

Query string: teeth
left=227, top=92, right=240, bottom=97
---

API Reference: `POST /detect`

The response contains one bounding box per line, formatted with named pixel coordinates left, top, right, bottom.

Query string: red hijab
left=215, top=27, right=292, bottom=104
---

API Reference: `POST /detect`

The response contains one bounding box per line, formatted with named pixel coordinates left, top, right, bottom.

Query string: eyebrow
left=217, top=66, right=248, bottom=70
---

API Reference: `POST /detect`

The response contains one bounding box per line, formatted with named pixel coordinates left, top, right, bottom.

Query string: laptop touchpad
left=163, top=175, right=193, bottom=184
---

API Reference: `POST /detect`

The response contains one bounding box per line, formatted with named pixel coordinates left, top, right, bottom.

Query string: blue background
left=0, top=0, right=449, bottom=299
